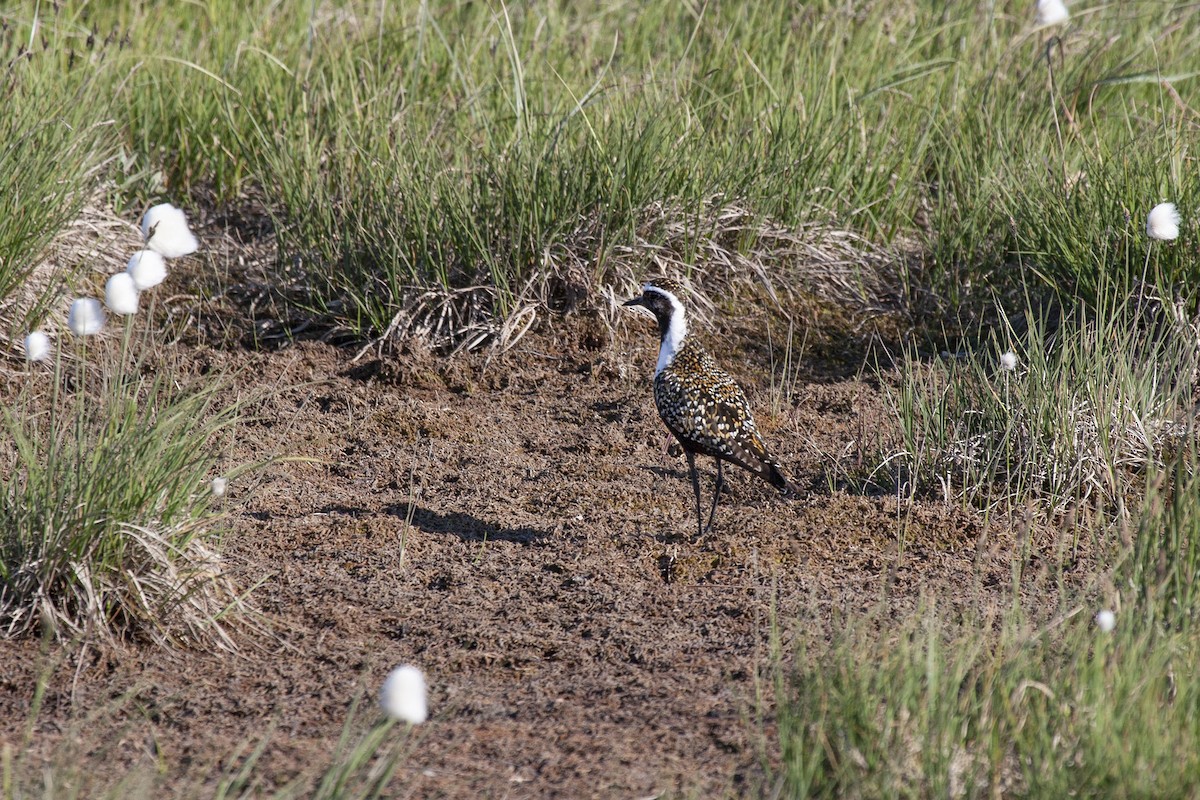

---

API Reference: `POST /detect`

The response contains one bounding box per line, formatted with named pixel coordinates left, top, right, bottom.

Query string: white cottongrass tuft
left=1037, top=0, right=1069, bottom=25
left=211, top=476, right=228, bottom=497
left=999, top=351, right=1018, bottom=372
left=67, top=298, right=106, bottom=337
left=1095, top=609, right=1116, bottom=633
left=141, top=203, right=199, bottom=258
left=1146, top=202, right=1181, bottom=241
left=126, top=250, right=168, bottom=291
left=380, top=665, right=427, bottom=724
left=105, top=273, right=140, bottom=316
left=23, top=331, right=51, bottom=362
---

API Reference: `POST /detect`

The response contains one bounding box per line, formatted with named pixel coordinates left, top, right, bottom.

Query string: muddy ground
left=0, top=245, right=1067, bottom=798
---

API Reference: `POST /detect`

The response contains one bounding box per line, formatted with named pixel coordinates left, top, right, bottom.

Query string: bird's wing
left=654, top=348, right=774, bottom=472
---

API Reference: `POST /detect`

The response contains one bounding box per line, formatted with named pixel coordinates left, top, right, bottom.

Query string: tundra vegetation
left=1, top=0, right=1199, bottom=796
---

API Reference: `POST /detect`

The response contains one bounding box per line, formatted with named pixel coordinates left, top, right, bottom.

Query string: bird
left=623, top=277, right=797, bottom=538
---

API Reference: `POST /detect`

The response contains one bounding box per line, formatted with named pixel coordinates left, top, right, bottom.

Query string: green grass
left=210, top=697, right=418, bottom=800
left=0, top=34, right=113, bottom=332
left=776, top=446, right=1200, bottom=798
left=866, top=277, right=1198, bottom=518
left=4, top=0, right=1199, bottom=339
left=3, top=0, right=1200, bottom=796
left=234, top=0, right=1200, bottom=332
left=0, top=336, right=244, bottom=646
left=777, top=603, right=1200, bottom=797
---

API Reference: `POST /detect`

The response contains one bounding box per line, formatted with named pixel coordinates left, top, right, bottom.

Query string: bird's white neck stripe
left=646, top=286, right=687, bottom=376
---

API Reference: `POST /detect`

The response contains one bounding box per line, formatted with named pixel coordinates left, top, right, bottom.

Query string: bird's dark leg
left=704, top=458, right=723, bottom=535
left=684, top=448, right=703, bottom=539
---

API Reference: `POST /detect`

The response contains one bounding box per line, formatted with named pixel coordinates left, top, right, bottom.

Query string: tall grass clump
left=215, top=0, right=1200, bottom=338
left=0, top=349, right=243, bottom=646
left=778, top=440, right=1200, bottom=797
left=776, top=601, right=1200, bottom=798
left=0, top=28, right=113, bottom=330
left=872, top=278, right=1199, bottom=517
left=2, top=199, right=238, bottom=647
left=7, top=1, right=1199, bottom=342
left=241, top=0, right=978, bottom=338
left=1128, top=452, right=1200, bottom=631
left=920, top=3, right=1200, bottom=309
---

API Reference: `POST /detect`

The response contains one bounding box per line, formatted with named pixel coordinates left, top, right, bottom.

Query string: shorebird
left=623, top=278, right=796, bottom=537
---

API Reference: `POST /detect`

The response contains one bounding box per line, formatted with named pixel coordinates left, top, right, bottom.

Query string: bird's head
left=622, top=278, right=688, bottom=339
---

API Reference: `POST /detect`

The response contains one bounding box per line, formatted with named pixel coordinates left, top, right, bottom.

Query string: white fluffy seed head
left=1000, top=351, right=1018, bottom=372
left=1095, top=609, right=1116, bottom=633
left=211, top=476, right=228, bottom=497
left=1037, top=0, right=1070, bottom=26
left=67, top=298, right=105, bottom=337
left=126, top=250, right=168, bottom=290
left=380, top=665, right=428, bottom=724
left=1147, top=202, right=1181, bottom=241
left=142, top=203, right=199, bottom=258
left=23, top=331, right=50, bottom=362
left=105, top=273, right=140, bottom=316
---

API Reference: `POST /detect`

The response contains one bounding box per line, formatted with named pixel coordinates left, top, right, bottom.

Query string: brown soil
left=0, top=259, right=1062, bottom=798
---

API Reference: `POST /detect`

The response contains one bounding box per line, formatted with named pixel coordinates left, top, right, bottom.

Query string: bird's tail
left=765, top=459, right=800, bottom=498
left=730, top=434, right=800, bottom=497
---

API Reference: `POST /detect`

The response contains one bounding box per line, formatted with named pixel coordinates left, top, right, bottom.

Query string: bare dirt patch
left=0, top=292, right=1066, bottom=798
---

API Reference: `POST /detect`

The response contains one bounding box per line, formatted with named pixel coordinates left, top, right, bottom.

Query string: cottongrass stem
left=1139, top=202, right=1182, bottom=314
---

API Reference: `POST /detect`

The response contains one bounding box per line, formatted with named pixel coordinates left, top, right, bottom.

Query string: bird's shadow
left=639, top=464, right=689, bottom=481
left=590, top=398, right=637, bottom=424
left=382, top=503, right=551, bottom=545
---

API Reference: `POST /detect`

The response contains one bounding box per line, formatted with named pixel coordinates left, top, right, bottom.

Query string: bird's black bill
left=622, top=296, right=645, bottom=307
